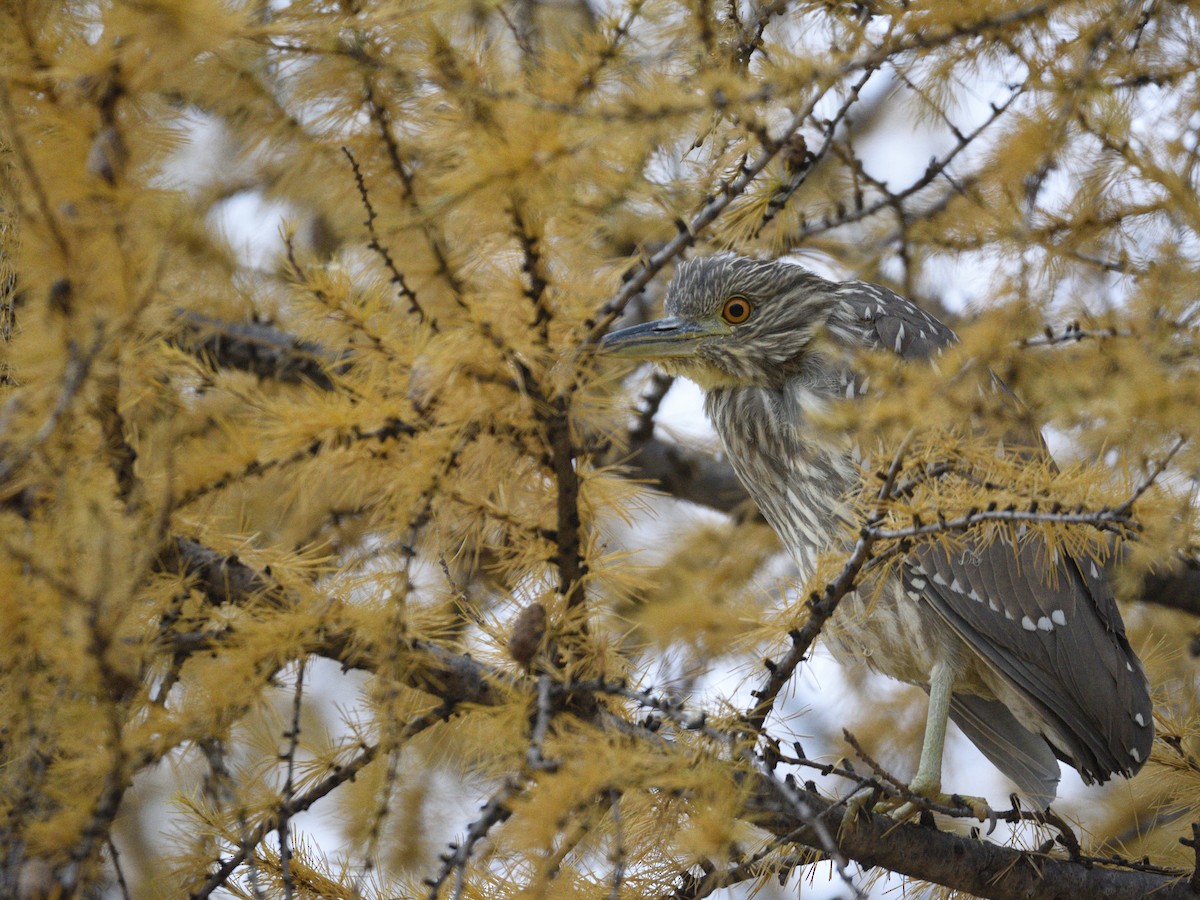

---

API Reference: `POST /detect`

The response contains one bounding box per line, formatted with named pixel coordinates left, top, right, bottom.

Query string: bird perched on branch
left=602, top=254, right=1153, bottom=811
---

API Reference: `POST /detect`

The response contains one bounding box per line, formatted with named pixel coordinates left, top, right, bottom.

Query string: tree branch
left=159, top=537, right=1198, bottom=899
left=749, top=783, right=1195, bottom=900
left=169, top=310, right=348, bottom=389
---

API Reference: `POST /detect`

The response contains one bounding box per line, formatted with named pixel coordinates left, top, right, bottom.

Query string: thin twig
left=1113, top=435, right=1187, bottom=515
left=191, top=705, right=448, bottom=900
left=868, top=503, right=1138, bottom=542
left=783, top=84, right=1025, bottom=245
left=1017, top=324, right=1133, bottom=347
left=342, top=147, right=428, bottom=325
left=744, top=751, right=865, bottom=898
left=107, top=837, right=133, bottom=900
left=526, top=675, right=559, bottom=772
left=425, top=778, right=521, bottom=900
left=586, top=78, right=846, bottom=340
left=1181, top=822, right=1200, bottom=892
left=278, top=661, right=306, bottom=900
left=754, top=58, right=887, bottom=237
left=575, top=679, right=863, bottom=898
left=608, top=788, right=625, bottom=900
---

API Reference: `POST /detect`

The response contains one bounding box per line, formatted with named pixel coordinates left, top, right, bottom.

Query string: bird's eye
left=721, top=295, right=752, bottom=325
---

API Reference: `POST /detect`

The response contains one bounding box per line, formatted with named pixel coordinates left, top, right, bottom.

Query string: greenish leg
left=843, top=660, right=991, bottom=828
left=909, top=660, right=954, bottom=796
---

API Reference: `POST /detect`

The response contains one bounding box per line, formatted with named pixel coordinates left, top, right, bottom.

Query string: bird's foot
left=840, top=777, right=998, bottom=840
left=890, top=775, right=995, bottom=830
left=841, top=777, right=995, bottom=834
left=838, top=785, right=881, bottom=836
left=891, top=791, right=994, bottom=826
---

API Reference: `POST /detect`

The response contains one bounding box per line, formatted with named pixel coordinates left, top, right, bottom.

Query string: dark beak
left=600, top=316, right=728, bottom=360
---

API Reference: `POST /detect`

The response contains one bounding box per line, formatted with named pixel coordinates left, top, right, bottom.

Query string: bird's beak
left=600, top=316, right=728, bottom=360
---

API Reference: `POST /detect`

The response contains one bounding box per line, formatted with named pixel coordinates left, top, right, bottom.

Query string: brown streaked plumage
left=603, top=254, right=1153, bottom=808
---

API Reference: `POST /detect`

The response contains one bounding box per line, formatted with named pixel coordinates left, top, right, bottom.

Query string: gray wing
left=910, top=542, right=1153, bottom=782
left=947, top=693, right=1060, bottom=808
left=837, top=280, right=1154, bottom=782
left=832, top=281, right=957, bottom=358
left=833, top=281, right=1038, bottom=446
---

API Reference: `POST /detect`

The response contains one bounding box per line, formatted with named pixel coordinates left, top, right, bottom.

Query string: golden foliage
left=1, top=0, right=1199, bottom=897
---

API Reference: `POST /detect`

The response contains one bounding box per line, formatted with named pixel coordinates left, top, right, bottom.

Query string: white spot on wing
left=1051, top=609, right=1066, bottom=626
left=1036, top=616, right=1053, bottom=631
left=968, top=589, right=982, bottom=602
left=932, top=573, right=947, bottom=586
left=1134, top=713, right=1146, bottom=727
left=1021, top=616, right=1037, bottom=631
left=1089, top=561, right=1100, bottom=579
left=910, top=577, right=926, bottom=590
left=949, top=578, right=962, bottom=593
left=906, top=590, right=921, bottom=601
left=1130, top=748, right=1141, bottom=763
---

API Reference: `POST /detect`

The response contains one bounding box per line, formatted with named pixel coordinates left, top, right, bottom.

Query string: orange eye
left=721, top=295, right=752, bottom=325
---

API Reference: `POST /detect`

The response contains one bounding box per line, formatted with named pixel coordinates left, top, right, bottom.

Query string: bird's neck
left=705, top=378, right=855, bottom=574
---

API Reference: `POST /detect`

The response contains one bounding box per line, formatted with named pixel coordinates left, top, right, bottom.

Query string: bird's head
left=602, top=255, right=838, bottom=390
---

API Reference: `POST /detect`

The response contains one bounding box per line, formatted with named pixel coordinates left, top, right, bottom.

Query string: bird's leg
left=840, top=663, right=956, bottom=830
left=896, top=660, right=991, bottom=822
left=908, top=659, right=953, bottom=797
left=842, top=662, right=993, bottom=829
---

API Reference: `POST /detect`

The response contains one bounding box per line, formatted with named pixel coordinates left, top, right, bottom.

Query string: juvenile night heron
left=603, top=254, right=1153, bottom=810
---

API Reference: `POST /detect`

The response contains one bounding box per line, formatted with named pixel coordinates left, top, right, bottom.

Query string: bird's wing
left=835, top=280, right=1153, bottom=780
left=947, top=693, right=1060, bottom=808
left=909, top=541, right=1153, bottom=781
left=832, top=281, right=957, bottom=358
left=833, top=281, right=1040, bottom=445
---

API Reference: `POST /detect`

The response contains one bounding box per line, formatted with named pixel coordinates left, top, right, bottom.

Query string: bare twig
left=424, top=778, right=521, bottom=900
left=526, top=675, right=559, bottom=772
left=784, top=84, right=1025, bottom=245
left=1017, top=323, right=1134, bottom=347
left=342, top=147, right=428, bottom=324
left=1180, top=821, right=1200, bottom=893
left=868, top=503, right=1138, bottom=542
left=1113, top=435, right=1187, bottom=515
left=754, top=59, right=887, bottom=238
left=608, top=788, right=625, bottom=900
left=192, top=706, right=448, bottom=900
left=630, top=371, right=675, bottom=444
left=277, top=661, right=306, bottom=900
left=573, top=0, right=646, bottom=99
left=746, top=751, right=865, bottom=898
left=107, top=837, right=133, bottom=900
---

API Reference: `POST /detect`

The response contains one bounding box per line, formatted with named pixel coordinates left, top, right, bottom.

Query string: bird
left=601, top=254, right=1153, bottom=811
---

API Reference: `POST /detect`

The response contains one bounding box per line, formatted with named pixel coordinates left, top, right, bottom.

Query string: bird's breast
left=705, top=383, right=990, bottom=691
left=705, top=383, right=856, bottom=579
